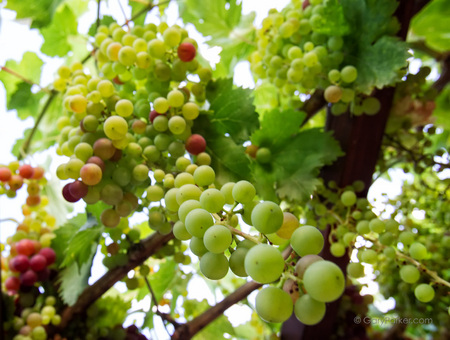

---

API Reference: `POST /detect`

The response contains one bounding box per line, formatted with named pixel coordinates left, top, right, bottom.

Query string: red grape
left=185, top=134, right=206, bottom=155
left=62, top=183, right=80, bottom=202
left=69, top=180, right=89, bottom=199
left=31, top=166, right=45, bottom=179
left=39, top=248, right=56, bottom=265
left=21, top=270, right=38, bottom=286
left=30, top=254, right=47, bottom=272
left=5, top=276, right=20, bottom=291
left=80, top=163, right=103, bottom=186
left=19, top=164, right=34, bottom=179
left=16, top=239, right=35, bottom=256
left=93, top=138, right=116, bottom=160
left=149, top=110, right=160, bottom=123
left=87, top=156, right=105, bottom=171
left=110, top=149, right=123, bottom=162
left=36, top=268, right=51, bottom=281
left=177, top=42, right=196, bottom=62
left=11, top=255, right=30, bottom=272
left=0, top=167, right=12, bottom=182
left=8, top=175, right=24, bottom=191
left=26, top=195, right=41, bottom=207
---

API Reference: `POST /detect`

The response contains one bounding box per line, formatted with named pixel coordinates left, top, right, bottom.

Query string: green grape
left=174, top=172, right=195, bottom=188
left=189, top=236, right=208, bottom=256
left=199, top=252, right=229, bottom=280
left=154, top=169, right=165, bottom=182
left=153, top=115, right=169, bottom=132
left=154, top=97, right=169, bottom=113
left=330, top=243, right=346, bottom=257
left=303, top=51, right=318, bottom=67
left=340, top=65, right=358, bottom=83
left=184, top=208, right=214, bottom=237
left=232, top=180, right=256, bottom=204
left=399, top=231, right=415, bottom=245
left=173, top=221, right=191, bottom=240
left=164, top=188, right=180, bottom=212
left=328, top=69, right=340, bottom=83
left=168, top=141, right=185, bottom=158
left=356, top=220, right=370, bottom=234
left=154, top=133, right=172, bottom=151
left=414, top=284, right=435, bottom=302
left=341, top=88, right=355, bottom=103
left=203, top=225, right=232, bottom=253
left=290, top=226, right=324, bottom=256
left=340, top=190, right=357, bottom=207
left=182, top=102, right=199, bottom=120
left=112, top=167, right=131, bottom=186
left=101, top=183, right=123, bottom=205
left=409, top=242, right=427, bottom=260
left=383, top=246, right=396, bottom=259
left=167, top=90, right=185, bottom=107
left=97, top=80, right=115, bottom=98
left=303, top=260, right=345, bottom=302
left=369, top=219, right=385, bottom=233
left=360, top=249, right=377, bottom=264
left=200, top=188, right=225, bottom=213
left=244, top=244, right=284, bottom=283
left=255, top=287, right=293, bottom=323
left=178, top=199, right=202, bottom=223
left=193, top=165, right=215, bottom=187
left=168, top=116, right=186, bottom=135
left=256, top=147, right=272, bottom=164
left=229, top=248, right=248, bottom=277
left=362, top=97, right=381, bottom=115
left=347, top=262, right=364, bottom=278
left=118, top=46, right=136, bottom=66
left=115, top=99, right=134, bottom=117
left=104, top=116, right=128, bottom=140
left=146, top=185, right=164, bottom=201
left=74, top=142, right=93, bottom=162
left=65, top=158, right=84, bottom=179
left=295, top=254, right=324, bottom=279
left=399, top=265, right=420, bottom=284
left=176, top=184, right=202, bottom=204
left=132, top=164, right=149, bottom=182
left=294, top=294, right=326, bottom=325
left=250, top=201, right=283, bottom=234
left=163, top=27, right=181, bottom=47
left=101, top=209, right=120, bottom=227
left=220, top=182, right=235, bottom=205
left=175, top=157, right=191, bottom=171
left=143, top=145, right=161, bottom=162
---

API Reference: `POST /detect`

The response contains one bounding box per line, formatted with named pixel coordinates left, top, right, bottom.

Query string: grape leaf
left=251, top=108, right=306, bottom=149
left=206, top=78, right=259, bottom=144
left=7, top=82, right=45, bottom=120
left=310, top=0, right=350, bottom=36
left=40, top=4, right=78, bottom=57
left=179, top=0, right=256, bottom=76
left=411, top=0, right=450, bottom=53
left=253, top=81, right=279, bottom=115
left=0, top=52, right=44, bottom=105
left=57, top=258, right=93, bottom=306
left=60, top=215, right=103, bottom=269
left=136, top=259, right=178, bottom=301
left=5, top=0, right=64, bottom=28
left=51, top=214, right=86, bottom=266
left=88, top=15, right=115, bottom=36
left=433, top=85, right=450, bottom=130
left=130, top=1, right=148, bottom=26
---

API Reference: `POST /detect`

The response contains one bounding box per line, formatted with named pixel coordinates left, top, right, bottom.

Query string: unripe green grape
left=244, top=244, right=284, bottom=283
left=175, top=157, right=191, bottom=171
left=330, top=242, right=346, bottom=257
left=369, top=219, right=385, bottom=233
left=182, top=102, right=200, bottom=120
left=197, top=67, right=212, bottom=83
left=189, top=236, right=208, bottom=256
left=303, top=260, right=345, bottom=302
left=294, top=294, right=326, bottom=325
left=118, top=46, right=136, bottom=66
left=154, top=97, right=169, bottom=113
left=168, top=116, right=186, bottom=135
left=383, top=246, right=396, bottom=259
left=356, top=220, right=370, bottom=234
left=341, top=65, right=358, bottom=83
left=184, top=208, right=213, bottom=237
left=199, top=252, right=229, bottom=280
left=232, top=180, right=256, bottom=204
left=148, top=39, right=166, bottom=59
left=229, top=248, right=248, bottom=277
left=193, top=165, right=215, bottom=187
left=360, top=249, right=377, bottom=264
left=256, top=147, right=271, bottom=164
left=340, top=190, right=356, bottom=207
left=132, top=164, right=149, bottom=182
left=178, top=199, right=202, bottom=223
left=168, top=141, right=185, bottom=158
left=143, top=145, right=161, bottom=162
left=167, top=90, right=185, bottom=108
left=203, top=225, right=232, bottom=253
left=164, top=188, right=180, bottom=212
left=362, top=97, right=381, bottom=115
left=173, top=221, right=191, bottom=240
left=153, top=115, right=169, bottom=132
left=104, top=116, right=128, bottom=140
left=347, top=262, right=364, bottom=278
left=200, top=188, right=226, bottom=213
left=409, top=242, right=427, bottom=260
left=154, top=169, right=165, bottom=182
left=399, top=231, right=415, bottom=245
left=101, top=209, right=120, bottom=227
left=414, top=284, right=435, bottom=302
left=115, top=99, right=134, bottom=117
left=251, top=201, right=283, bottom=234
left=276, top=212, right=300, bottom=239
left=196, top=152, right=211, bottom=166
left=341, top=88, right=355, bottom=103
left=174, top=172, right=195, bottom=188
left=146, top=185, right=164, bottom=202
left=328, top=69, right=340, bottom=83
left=74, top=143, right=93, bottom=162
left=163, top=27, right=181, bottom=47
left=400, top=264, right=420, bottom=283
left=65, top=158, right=84, bottom=179
left=220, top=182, right=235, bottom=205
left=290, top=226, right=324, bottom=257
left=97, top=80, right=115, bottom=98
left=255, top=287, right=293, bottom=323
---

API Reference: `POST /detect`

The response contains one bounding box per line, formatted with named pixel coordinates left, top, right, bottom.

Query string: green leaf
left=0, top=52, right=44, bottom=105
left=253, top=81, right=279, bottom=115
left=40, top=4, right=78, bottom=57
left=206, top=78, right=259, bottom=143
left=92, top=295, right=132, bottom=329
left=130, top=1, right=148, bottom=26
left=51, top=214, right=85, bottom=266
left=137, top=259, right=178, bottom=301
left=433, top=85, right=450, bottom=130
left=251, top=108, right=306, bottom=149
left=179, top=0, right=256, bottom=76
left=411, top=0, right=450, bottom=53
left=5, top=0, right=64, bottom=28
left=309, top=0, right=350, bottom=36
left=352, top=36, right=410, bottom=94
left=7, top=82, right=45, bottom=120
left=58, top=259, right=93, bottom=305
left=60, top=216, right=103, bottom=269
left=88, top=15, right=116, bottom=36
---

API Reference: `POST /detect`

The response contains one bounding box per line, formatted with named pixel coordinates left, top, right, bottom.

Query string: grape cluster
left=0, top=162, right=45, bottom=202
left=249, top=0, right=381, bottom=115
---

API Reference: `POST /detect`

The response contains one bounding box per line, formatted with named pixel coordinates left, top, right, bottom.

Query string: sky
left=0, top=0, right=410, bottom=337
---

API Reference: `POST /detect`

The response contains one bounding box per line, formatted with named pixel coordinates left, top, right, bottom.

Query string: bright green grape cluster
left=249, top=0, right=381, bottom=116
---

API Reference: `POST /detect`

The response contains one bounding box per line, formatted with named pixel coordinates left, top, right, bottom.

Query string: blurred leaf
left=310, top=0, right=350, bottom=36
left=253, top=81, right=279, bottom=115
left=137, top=259, right=178, bottom=301
left=88, top=15, right=115, bottom=36
left=411, top=0, right=450, bottom=53
left=93, top=295, right=132, bottom=329
left=130, top=0, right=148, bottom=26
left=7, top=82, right=44, bottom=120
left=5, top=0, right=63, bottom=28
left=40, top=4, right=78, bottom=57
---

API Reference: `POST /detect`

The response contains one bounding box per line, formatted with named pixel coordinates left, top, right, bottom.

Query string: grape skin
left=244, top=244, right=284, bottom=283
left=255, top=287, right=293, bottom=323
left=303, top=260, right=345, bottom=303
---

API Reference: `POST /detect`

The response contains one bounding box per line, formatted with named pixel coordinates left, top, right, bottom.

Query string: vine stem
left=0, top=66, right=52, bottom=94
left=222, top=223, right=261, bottom=244
left=18, top=91, right=58, bottom=161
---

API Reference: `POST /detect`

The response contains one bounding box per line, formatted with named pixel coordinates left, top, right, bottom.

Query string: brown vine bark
left=281, top=1, right=426, bottom=339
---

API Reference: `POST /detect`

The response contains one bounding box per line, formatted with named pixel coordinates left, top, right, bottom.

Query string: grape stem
left=283, top=272, right=302, bottom=285
left=222, top=223, right=261, bottom=244
left=0, top=66, right=52, bottom=94
left=0, top=218, right=19, bottom=224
